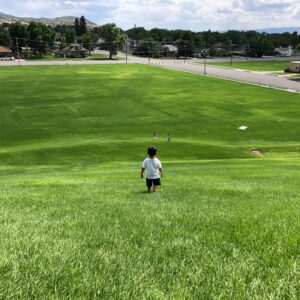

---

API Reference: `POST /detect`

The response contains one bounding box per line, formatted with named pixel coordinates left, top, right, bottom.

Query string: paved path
left=129, top=55, right=300, bottom=93
left=120, top=54, right=300, bottom=92
left=0, top=59, right=127, bottom=66
left=161, top=62, right=300, bottom=93
left=1, top=55, right=300, bottom=93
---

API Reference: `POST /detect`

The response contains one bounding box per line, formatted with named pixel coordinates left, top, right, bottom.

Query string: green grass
left=0, top=64, right=299, bottom=299
left=207, top=60, right=290, bottom=72
left=283, top=73, right=300, bottom=78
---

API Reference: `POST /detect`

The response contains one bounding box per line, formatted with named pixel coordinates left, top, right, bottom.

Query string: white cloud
left=0, top=0, right=299, bottom=30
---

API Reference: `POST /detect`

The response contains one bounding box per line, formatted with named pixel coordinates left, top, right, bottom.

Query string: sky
left=0, top=0, right=299, bottom=31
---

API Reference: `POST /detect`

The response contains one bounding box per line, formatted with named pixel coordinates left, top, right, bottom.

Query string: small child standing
left=141, top=146, right=163, bottom=193
left=167, top=133, right=171, bottom=142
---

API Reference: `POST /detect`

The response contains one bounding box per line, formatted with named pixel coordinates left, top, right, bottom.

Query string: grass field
left=207, top=60, right=290, bottom=72
left=0, top=64, right=299, bottom=299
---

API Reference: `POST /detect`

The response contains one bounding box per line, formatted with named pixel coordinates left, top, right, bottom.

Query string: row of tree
left=0, top=16, right=125, bottom=59
left=126, top=27, right=300, bottom=57
left=1, top=16, right=300, bottom=58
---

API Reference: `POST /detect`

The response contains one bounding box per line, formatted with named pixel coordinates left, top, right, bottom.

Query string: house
left=161, top=45, right=178, bottom=57
left=288, top=61, right=300, bottom=73
left=54, top=33, right=62, bottom=49
left=61, top=43, right=87, bottom=58
left=275, top=46, right=293, bottom=57
left=21, top=47, right=32, bottom=59
left=0, top=46, right=13, bottom=60
left=194, top=48, right=208, bottom=58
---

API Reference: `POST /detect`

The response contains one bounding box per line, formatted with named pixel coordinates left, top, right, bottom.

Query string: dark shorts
left=146, top=178, right=161, bottom=187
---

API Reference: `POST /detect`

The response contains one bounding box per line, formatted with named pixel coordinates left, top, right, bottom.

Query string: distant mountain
left=255, top=27, right=300, bottom=34
left=0, top=11, right=97, bottom=27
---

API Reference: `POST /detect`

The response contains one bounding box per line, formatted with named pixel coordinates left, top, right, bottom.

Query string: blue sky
left=0, top=0, right=299, bottom=31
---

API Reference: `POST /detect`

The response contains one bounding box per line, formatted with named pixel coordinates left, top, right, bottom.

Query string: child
left=141, top=146, right=163, bottom=192
left=167, top=133, right=171, bottom=142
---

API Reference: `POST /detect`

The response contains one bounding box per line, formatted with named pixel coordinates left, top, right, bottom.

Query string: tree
left=8, top=22, right=28, bottom=52
left=74, top=18, right=80, bottom=36
left=225, top=30, right=247, bottom=46
left=26, top=22, right=54, bottom=57
left=133, top=37, right=158, bottom=57
left=149, top=28, right=169, bottom=42
left=78, top=32, right=97, bottom=55
left=66, top=29, right=76, bottom=43
left=79, top=16, right=87, bottom=36
left=224, top=39, right=232, bottom=56
left=126, top=27, right=149, bottom=41
left=175, top=38, right=195, bottom=58
left=0, top=24, right=10, bottom=47
left=208, top=46, right=217, bottom=57
left=75, top=16, right=87, bottom=36
left=248, top=37, right=274, bottom=57
left=35, top=35, right=46, bottom=57
left=60, top=36, right=66, bottom=50
left=202, top=30, right=216, bottom=47
left=291, top=31, right=300, bottom=49
left=97, top=23, right=126, bottom=59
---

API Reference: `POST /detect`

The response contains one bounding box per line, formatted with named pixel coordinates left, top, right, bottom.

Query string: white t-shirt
left=142, top=158, right=162, bottom=179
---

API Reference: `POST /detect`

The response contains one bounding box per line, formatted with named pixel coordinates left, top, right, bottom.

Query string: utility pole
left=230, top=49, right=233, bottom=68
left=148, top=46, right=151, bottom=64
left=16, top=38, right=20, bottom=66
left=184, top=45, right=187, bottom=63
left=204, top=49, right=207, bottom=75
left=126, top=41, right=128, bottom=64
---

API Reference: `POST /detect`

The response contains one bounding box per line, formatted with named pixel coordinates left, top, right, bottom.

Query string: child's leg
left=153, top=178, right=161, bottom=192
left=146, top=179, right=152, bottom=192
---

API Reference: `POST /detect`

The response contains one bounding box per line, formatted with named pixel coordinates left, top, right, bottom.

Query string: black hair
left=147, top=146, right=157, bottom=157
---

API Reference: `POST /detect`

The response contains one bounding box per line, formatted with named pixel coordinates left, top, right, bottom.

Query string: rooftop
left=0, top=46, right=12, bottom=53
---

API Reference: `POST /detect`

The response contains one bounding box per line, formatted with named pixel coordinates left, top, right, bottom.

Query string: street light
left=147, top=46, right=151, bottom=64
left=203, top=49, right=207, bottom=75
left=125, top=40, right=128, bottom=64
left=16, top=38, right=20, bottom=66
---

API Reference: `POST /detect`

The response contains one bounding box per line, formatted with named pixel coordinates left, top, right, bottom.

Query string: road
left=162, top=61, right=300, bottom=93
left=123, top=54, right=300, bottom=92
left=1, top=54, right=300, bottom=93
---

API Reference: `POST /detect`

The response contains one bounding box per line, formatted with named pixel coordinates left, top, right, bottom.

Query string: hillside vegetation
left=0, top=11, right=96, bottom=27
left=0, top=65, right=299, bottom=299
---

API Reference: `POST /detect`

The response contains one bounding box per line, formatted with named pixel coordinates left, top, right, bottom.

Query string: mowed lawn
left=0, top=65, right=299, bottom=299
left=207, top=60, right=290, bottom=72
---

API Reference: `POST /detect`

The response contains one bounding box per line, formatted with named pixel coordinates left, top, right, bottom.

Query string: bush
left=284, top=68, right=290, bottom=73
left=152, top=53, right=162, bottom=58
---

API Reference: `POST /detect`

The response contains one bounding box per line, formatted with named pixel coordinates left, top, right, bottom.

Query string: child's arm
left=141, top=167, right=145, bottom=178
left=159, top=167, right=163, bottom=177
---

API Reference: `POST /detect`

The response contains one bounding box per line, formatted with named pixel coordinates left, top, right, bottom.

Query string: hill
left=0, top=64, right=299, bottom=299
left=0, top=64, right=299, bottom=164
left=0, top=11, right=97, bottom=27
left=255, top=26, right=300, bottom=33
